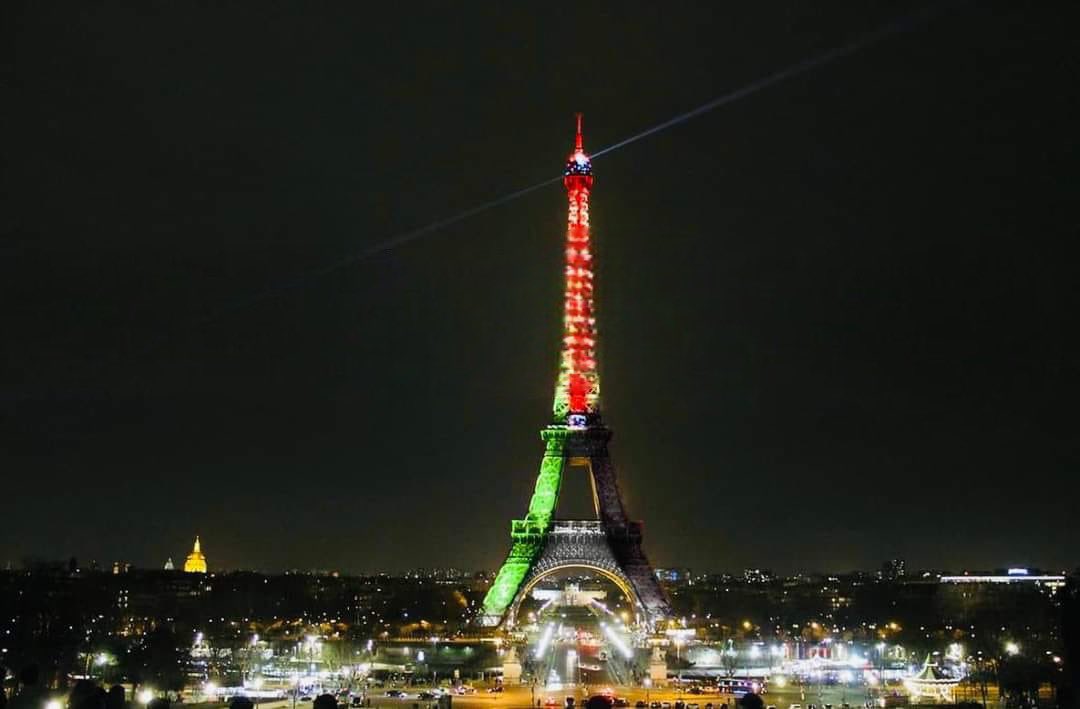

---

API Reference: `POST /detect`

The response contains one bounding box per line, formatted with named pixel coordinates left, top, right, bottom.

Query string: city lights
left=137, top=689, right=154, bottom=705
left=1005, top=641, right=1020, bottom=656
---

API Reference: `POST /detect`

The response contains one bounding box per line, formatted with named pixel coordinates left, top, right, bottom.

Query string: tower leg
left=479, top=435, right=567, bottom=626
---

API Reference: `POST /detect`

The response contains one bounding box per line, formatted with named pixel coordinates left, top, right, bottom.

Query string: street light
left=875, top=643, right=887, bottom=703
left=1005, top=642, right=1020, bottom=656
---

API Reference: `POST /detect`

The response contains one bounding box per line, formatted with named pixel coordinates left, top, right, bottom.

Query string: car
left=688, top=704, right=700, bottom=709
left=488, top=687, right=504, bottom=694
left=789, top=705, right=801, bottom=709
left=544, top=699, right=559, bottom=708
left=651, top=703, right=661, bottom=709
left=614, top=700, right=629, bottom=708
left=766, top=706, right=777, bottom=709
left=675, top=702, right=684, bottom=709
left=299, top=697, right=313, bottom=703
left=418, top=693, right=437, bottom=701
left=636, top=702, right=647, bottom=708
left=706, top=704, right=714, bottom=709
left=662, top=703, right=671, bottom=709
left=385, top=690, right=403, bottom=698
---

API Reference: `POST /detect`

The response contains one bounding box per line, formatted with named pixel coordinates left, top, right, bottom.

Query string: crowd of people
left=1, top=665, right=138, bottom=709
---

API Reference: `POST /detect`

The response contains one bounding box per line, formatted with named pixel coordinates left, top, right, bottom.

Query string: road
left=352, top=684, right=886, bottom=709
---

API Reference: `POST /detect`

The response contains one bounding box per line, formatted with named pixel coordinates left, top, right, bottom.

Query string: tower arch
left=502, top=521, right=646, bottom=629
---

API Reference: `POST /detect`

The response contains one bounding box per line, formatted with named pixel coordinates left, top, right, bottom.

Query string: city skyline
left=3, top=2, right=1078, bottom=575
left=11, top=537, right=1074, bottom=580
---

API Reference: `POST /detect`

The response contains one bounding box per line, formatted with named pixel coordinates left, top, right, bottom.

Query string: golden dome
left=183, top=535, right=208, bottom=573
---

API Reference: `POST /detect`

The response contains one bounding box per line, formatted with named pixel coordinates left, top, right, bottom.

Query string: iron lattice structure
left=479, top=117, right=670, bottom=629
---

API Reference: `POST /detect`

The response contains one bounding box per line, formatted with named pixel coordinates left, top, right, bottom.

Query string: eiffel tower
left=479, top=116, right=670, bottom=630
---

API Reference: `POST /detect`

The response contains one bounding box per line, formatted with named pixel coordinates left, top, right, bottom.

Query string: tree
left=998, top=655, right=1044, bottom=708
left=131, top=625, right=189, bottom=694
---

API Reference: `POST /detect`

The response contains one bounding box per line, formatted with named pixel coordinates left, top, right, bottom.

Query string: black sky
left=2, top=2, right=1077, bottom=575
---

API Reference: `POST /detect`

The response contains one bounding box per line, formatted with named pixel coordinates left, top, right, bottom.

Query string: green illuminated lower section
left=526, top=441, right=566, bottom=528
left=480, top=429, right=568, bottom=624
left=480, top=541, right=538, bottom=623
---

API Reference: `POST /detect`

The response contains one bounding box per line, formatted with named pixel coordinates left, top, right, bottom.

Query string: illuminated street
left=342, top=684, right=883, bottom=709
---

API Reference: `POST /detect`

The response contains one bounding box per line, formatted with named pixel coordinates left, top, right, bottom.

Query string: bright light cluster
left=600, top=622, right=634, bottom=660
left=534, top=622, right=557, bottom=658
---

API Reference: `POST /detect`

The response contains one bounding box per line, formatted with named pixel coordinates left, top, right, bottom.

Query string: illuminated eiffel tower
left=479, top=116, right=670, bottom=629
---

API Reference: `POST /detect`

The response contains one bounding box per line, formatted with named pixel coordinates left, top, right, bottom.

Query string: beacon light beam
left=162, top=1, right=963, bottom=335
left=591, top=1, right=966, bottom=159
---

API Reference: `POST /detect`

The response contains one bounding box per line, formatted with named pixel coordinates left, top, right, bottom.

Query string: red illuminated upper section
left=563, top=113, right=593, bottom=180
left=554, top=115, right=599, bottom=425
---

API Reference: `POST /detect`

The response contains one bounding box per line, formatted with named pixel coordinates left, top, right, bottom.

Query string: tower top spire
left=564, top=112, right=592, bottom=179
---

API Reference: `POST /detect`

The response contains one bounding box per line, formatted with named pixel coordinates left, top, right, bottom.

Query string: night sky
left=2, top=2, right=1077, bottom=575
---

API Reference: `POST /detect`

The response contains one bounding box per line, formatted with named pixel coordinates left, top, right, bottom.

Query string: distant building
left=183, top=536, right=208, bottom=573
left=743, top=568, right=774, bottom=584
left=164, top=557, right=175, bottom=571
left=655, top=568, right=691, bottom=583
left=940, top=567, right=1064, bottom=590
left=881, top=559, right=906, bottom=580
